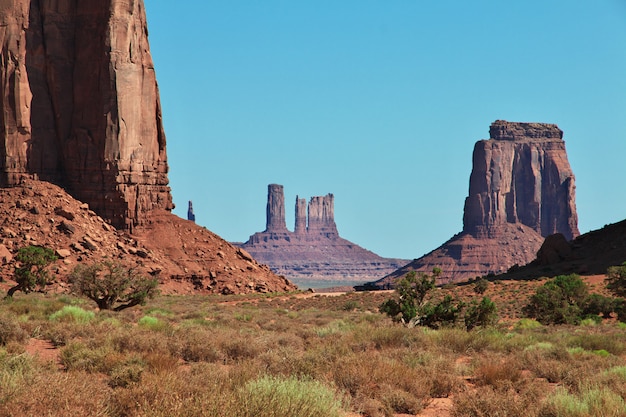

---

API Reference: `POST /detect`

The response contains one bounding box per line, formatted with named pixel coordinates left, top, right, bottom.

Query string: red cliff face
left=0, top=0, right=172, bottom=229
left=374, top=120, right=580, bottom=286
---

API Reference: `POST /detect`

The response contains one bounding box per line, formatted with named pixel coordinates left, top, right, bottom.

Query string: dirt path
left=24, top=338, right=63, bottom=369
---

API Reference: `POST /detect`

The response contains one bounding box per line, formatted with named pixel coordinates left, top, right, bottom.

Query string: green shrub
left=7, top=246, right=57, bottom=298
left=70, top=261, right=158, bottom=311
left=465, top=297, right=498, bottom=330
left=523, top=274, right=588, bottom=325
left=607, top=262, right=626, bottom=298
left=515, top=318, right=543, bottom=330
left=540, top=386, right=626, bottom=417
left=49, top=306, right=95, bottom=323
left=379, top=270, right=438, bottom=324
left=419, top=295, right=463, bottom=329
left=138, top=316, right=167, bottom=331
left=239, top=375, right=346, bottom=417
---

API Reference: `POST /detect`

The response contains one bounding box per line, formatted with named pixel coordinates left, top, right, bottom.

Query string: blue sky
left=145, top=1, right=626, bottom=260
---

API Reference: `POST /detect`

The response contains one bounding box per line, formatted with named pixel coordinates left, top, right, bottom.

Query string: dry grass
left=0, top=284, right=625, bottom=416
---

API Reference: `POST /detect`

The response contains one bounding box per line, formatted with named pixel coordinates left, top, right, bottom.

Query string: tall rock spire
left=0, top=0, right=173, bottom=229
left=265, top=184, right=287, bottom=232
left=294, top=196, right=307, bottom=235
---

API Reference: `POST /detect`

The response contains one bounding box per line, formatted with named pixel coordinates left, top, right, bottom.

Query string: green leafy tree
left=607, top=262, right=626, bottom=298
left=70, top=261, right=159, bottom=311
left=7, top=246, right=57, bottom=298
left=523, top=274, right=588, bottom=325
left=464, top=297, right=498, bottom=330
left=379, top=269, right=438, bottom=324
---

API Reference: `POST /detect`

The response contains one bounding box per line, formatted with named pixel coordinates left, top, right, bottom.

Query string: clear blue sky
left=144, top=1, right=626, bottom=260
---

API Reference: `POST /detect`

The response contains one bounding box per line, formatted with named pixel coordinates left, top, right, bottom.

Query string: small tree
left=419, top=295, right=463, bottom=329
left=379, top=269, right=438, bottom=324
left=523, top=274, right=588, bottom=325
left=465, top=297, right=498, bottom=330
left=70, top=261, right=158, bottom=311
left=7, top=246, right=57, bottom=298
left=607, top=262, right=626, bottom=298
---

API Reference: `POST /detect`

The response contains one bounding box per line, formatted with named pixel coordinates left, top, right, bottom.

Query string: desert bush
left=583, top=293, right=619, bottom=319
left=473, top=356, right=523, bottom=387
left=108, top=357, right=145, bottom=388
left=0, top=370, right=113, bottom=417
left=452, top=383, right=543, bottom=417
left=539, top=386, right=626, bottom=417
left=0, top=315, right=28, bottom=346
left=238, top=375, right=347, bottom=417
left=138, top=315, right=168, bottom=331
left=523, top=274, right=589, bottom=325
left=59, top=341, right=117, bottom=373
left=332, top=351, right=433, bottom=412
left=465, top=296, right=498, bottom=330
left=379, top=270, right=437, bottom=324
left=419, top=295, right=463, bottom=329
left=49, top=306, right=95, bottom=323
left=607, top=262, right=626, bottom=298
left=0, top=353, right=36, bottom=404
left=110, top=364, right=236, bottom=417
left=7, top=246, right=57, bottom=298
left=70, top=260, right=158, bottom=311
left=474, top=278, right=490, bottom=294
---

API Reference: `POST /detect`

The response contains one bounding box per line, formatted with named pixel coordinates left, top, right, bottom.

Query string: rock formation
left=187, top=201, right=196, bottom=222
left=464, top=121, right=579, bottom=241
left=372, top=120, right=579, bottom=287
left=265, top=184, right=288, bottom=233
left=0, top=2, right=296, bottom=295
left=239, top=185, right=408, bottom=285
left=0, top=0, right=172, bottom=230
left=0, top=179, right=296, bottom=295
left=294, top=197, right=307, bottom=235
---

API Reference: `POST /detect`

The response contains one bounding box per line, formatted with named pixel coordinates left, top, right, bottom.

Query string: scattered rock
left=0, top=245, right=13, bottom=264
left=55, top=249, right=71, bottom=259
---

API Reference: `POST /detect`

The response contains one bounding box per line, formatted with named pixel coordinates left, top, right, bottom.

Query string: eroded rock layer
left=239, top=184, right=408, bottom=285
left=373, top=120, right=579, bottom=287
left=0, top=0, right=173, bottom=229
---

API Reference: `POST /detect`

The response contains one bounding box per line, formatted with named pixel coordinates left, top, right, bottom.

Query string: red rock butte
left=373, top=120, right=580, bottom=287
left=238, top=184, right=408, bottom=285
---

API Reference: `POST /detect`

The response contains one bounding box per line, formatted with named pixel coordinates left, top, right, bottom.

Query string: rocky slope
left=497, top=219, right=626, bottom=281
left=373, top=120, right=579, bottom=287
left=0, top=179, right=295, bottom=295
left=238, top=185, right=408, bottom=285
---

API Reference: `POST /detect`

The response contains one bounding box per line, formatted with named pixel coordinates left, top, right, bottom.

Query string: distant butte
left=372, top=120, right=580, bottom=287
left=237, top=184, right=408, bottom=285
